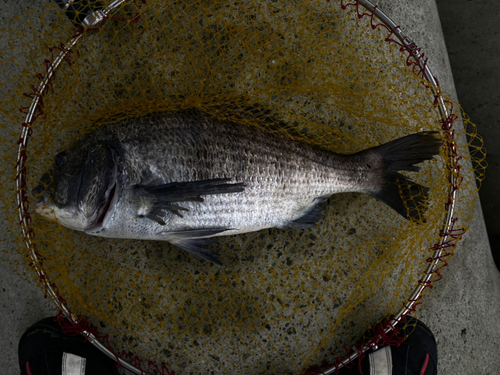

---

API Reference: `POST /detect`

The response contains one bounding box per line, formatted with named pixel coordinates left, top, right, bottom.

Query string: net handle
left=15, top=1, right=460, bottom=374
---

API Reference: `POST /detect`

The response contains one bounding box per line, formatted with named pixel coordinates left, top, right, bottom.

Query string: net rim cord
left=14, top=1, right=458, bottom=374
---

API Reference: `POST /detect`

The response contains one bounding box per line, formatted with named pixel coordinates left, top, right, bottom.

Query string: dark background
left=435, top=0, right=500, bottom=270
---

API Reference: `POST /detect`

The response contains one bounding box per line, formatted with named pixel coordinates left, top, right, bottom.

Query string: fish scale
left=116, top=112, right=337, bottom=224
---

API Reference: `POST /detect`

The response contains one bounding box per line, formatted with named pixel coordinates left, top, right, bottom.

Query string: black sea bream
left=34, top=109, right=442, bottom=265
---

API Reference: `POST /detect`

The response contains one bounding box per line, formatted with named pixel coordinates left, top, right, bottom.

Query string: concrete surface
left=1, top=1, right=499, bottom=374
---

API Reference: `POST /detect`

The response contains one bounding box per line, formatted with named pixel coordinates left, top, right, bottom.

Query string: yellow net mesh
left=0, top=0, right=486, bottom=374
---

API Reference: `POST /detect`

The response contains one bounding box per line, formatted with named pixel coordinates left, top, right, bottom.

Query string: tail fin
left=367, top=132, right=442, bottom=221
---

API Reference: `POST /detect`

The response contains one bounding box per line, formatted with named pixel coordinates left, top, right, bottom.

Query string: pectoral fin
left=135, top=178, right=245, bottom=223
left=144, top=208, right=167, bottom=225
left=164, top=228, right=232, bottom=266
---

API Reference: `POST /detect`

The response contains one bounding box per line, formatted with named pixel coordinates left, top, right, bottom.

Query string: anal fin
left=284, top=197, right=329, bottom=229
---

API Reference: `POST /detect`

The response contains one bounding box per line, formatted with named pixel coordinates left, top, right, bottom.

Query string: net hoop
left=14, top=1, right=462, bottom=374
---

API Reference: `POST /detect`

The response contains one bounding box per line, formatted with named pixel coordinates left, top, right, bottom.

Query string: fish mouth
left=32, top=178, right=56, bottom=220
left=33, top=199, right=58, bottom=221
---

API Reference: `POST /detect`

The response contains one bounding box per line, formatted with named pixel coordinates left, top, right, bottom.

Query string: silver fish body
left=34, top=109, right=441, bottom=265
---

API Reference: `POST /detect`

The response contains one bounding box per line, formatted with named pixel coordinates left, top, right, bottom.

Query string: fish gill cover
left=0, top=0, right=486, bottom=374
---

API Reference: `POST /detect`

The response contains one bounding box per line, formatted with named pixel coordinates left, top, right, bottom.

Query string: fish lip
left=33, top=194, right=58, bottom=221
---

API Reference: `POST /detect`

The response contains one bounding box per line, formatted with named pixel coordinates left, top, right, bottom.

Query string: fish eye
left=55, top=153, right=67, bottom=168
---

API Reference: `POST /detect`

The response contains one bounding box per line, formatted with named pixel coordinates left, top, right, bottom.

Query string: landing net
left=0, top=0, right=485, bottom=374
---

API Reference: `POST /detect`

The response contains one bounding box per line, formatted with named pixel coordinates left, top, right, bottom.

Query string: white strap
left=369, top=346, right=392, bottom=375
left=62, top=352, right=86, bottom=375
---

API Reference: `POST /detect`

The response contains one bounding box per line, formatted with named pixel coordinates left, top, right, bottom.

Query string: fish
left=33, top=108, right=442, bottom=265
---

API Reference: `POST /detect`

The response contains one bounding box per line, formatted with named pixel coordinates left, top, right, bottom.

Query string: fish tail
left=366, top=131, right=442, bottom=221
